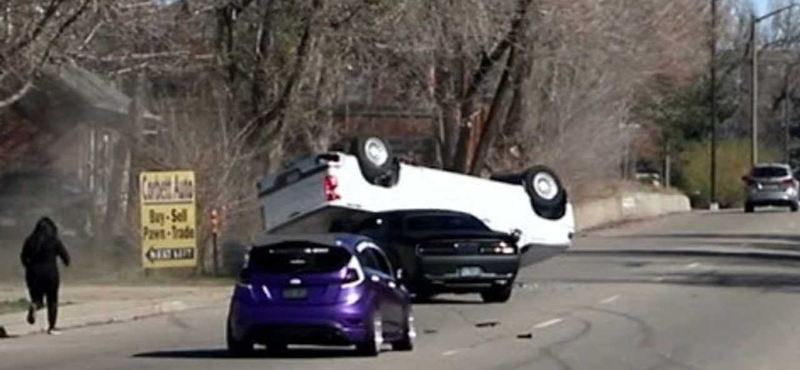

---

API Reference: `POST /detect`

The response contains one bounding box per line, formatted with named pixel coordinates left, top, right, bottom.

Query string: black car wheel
left=393, top=310, right=415, bottom=351
left=411, top=289, right=435, bottom=303
left=226, top=318, right=254, bottom=357
left=791, top=202, right=799, bottom=212
left=745, top=203, right=755, bottom=213
left=356, top=310, right=383, bottom=357
left=480, top=284, right=513, bottom=303
left=522, top=166, right=567, bottom=220
left=351, top=136, right=399, bottom=187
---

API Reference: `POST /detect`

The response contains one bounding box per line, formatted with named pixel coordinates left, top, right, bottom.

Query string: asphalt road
left=5, top=209, right=800, bottom=370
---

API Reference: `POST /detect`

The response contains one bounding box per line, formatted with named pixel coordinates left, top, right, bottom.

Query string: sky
left=755, top=0, right=768, bottom=14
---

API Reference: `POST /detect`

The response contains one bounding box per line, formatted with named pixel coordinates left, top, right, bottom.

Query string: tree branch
left=240, top=0, right=322, bottom=147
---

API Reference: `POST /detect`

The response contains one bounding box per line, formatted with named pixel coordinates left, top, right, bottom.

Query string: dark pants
left=26, top=269, right=60, bottom=330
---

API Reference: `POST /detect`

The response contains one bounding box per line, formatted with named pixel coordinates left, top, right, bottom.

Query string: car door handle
left=388, top=281, right=397, bottom=289
left=370, top=275, right=380, bottom=283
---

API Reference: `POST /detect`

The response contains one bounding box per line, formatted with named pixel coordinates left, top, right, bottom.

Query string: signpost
left=210, top=208, right=220, bottom=275
left=140, top=171, right=197, bottom=269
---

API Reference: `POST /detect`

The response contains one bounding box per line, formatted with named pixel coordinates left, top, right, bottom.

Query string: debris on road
left=475, top=321, right=500, bottom=328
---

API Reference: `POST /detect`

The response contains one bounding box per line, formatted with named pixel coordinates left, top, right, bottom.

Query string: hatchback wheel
left=791, top=202, right=799, bottom=212
left=356, top=312, right=383, bottom=357
left=745, top=203, right=755, bottom=213
left=226, top=318, right=254, bottom=357
left=393, top=311, right=415, bottom=351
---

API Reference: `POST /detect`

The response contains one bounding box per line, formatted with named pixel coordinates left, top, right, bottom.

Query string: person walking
left=20, top=217, right=70, bottom=335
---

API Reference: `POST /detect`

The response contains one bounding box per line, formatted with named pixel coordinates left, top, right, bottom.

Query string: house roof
left=0, top=61, right=160, bottom=177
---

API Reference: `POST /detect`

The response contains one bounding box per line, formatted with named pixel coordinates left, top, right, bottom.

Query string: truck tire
left=351, top=136, right=399, bottom=187
left=522, top=165, right=567, bottom=220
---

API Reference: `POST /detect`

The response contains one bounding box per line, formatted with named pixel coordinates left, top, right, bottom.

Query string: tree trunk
left=468, top=0, right=534, bottom=175
left=448, top=0, right=533, bottom=173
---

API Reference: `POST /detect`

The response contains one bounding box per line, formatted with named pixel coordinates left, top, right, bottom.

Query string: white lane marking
left=533, top=318, right=563, bottom=329
left=686, top=262, right=701, bottom=269
left=600, top=294, right=621, bottom=304
left=442, top=349, right=459, bottom=357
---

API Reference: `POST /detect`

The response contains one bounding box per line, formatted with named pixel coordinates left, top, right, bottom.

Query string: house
left=0, top=61, right=158, bottom=245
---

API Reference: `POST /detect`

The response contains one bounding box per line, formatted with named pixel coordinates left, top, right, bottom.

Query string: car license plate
left=282, top=288, right=308, bottom=300
left=459, top=267, right=482, bottom=277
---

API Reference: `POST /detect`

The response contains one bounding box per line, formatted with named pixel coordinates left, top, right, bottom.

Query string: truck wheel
left=522, top=166, right=567, bottom=220
left=351, top=136, right=398, bottom=187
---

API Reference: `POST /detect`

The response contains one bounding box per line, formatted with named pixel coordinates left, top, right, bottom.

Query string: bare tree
left=0, top=0, right=91, bottom=108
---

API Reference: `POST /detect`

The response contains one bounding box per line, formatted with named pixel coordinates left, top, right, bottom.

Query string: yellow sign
left=140, top=171, right=197, bottom=269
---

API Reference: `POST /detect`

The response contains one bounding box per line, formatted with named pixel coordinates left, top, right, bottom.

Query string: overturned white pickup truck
left=256, top=137, right=575, bottom=267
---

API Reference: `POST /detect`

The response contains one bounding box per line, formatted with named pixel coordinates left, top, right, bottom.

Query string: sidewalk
left=0, top=284, right=231, bottom=338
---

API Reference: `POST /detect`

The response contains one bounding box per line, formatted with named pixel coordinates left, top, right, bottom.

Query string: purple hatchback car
left=226, top=234, right=415, bottom=356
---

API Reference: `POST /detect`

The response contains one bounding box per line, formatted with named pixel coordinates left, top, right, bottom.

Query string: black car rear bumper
left=412, top=255, right=520, bottom=292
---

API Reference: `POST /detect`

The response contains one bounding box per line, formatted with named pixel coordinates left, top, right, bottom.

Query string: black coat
left=20, top=218, right=70, bottom=278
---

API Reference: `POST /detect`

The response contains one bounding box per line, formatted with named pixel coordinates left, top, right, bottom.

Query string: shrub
left=679, top=140, right=781, bottom=208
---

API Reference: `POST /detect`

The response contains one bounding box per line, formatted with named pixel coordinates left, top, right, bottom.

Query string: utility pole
left=751, top=13, right=758, bottom=165
left=750, top=4, right=800, bottom=165
left=710, top=0, right=718, bottom=210
left=785, top=65, right=791, bottom=163
left=210, top=208, right=220, bottom=276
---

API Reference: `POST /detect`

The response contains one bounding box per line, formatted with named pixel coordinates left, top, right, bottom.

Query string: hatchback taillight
left=783, top=179, right=796, bottom=189
left=341, top=256, right=364, bottom=288
left=343, top=268, right=360, bottom=284
left=324, top=175, right=341, bottom=201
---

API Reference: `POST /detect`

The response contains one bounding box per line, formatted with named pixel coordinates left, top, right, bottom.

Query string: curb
left=575, top=211, right=687, bottom=236
left=567, top=248, right=800, bottom=261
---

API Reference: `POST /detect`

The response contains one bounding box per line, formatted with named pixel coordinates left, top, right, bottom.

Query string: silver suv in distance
left=742, top=163, right=799, bottom=213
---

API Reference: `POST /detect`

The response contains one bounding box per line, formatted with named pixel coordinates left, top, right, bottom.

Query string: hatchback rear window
left=248, top=242, right=351, bottom=274
left=751, top=167, right=789, bottom=178
left=405, top=214, right=489, bottom=232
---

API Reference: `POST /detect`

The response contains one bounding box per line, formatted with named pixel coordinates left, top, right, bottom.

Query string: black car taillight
left=479, top=243, right=516, bottom=255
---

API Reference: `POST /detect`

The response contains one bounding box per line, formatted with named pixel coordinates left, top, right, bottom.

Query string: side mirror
left=510, top=229, right=522, bottom=243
